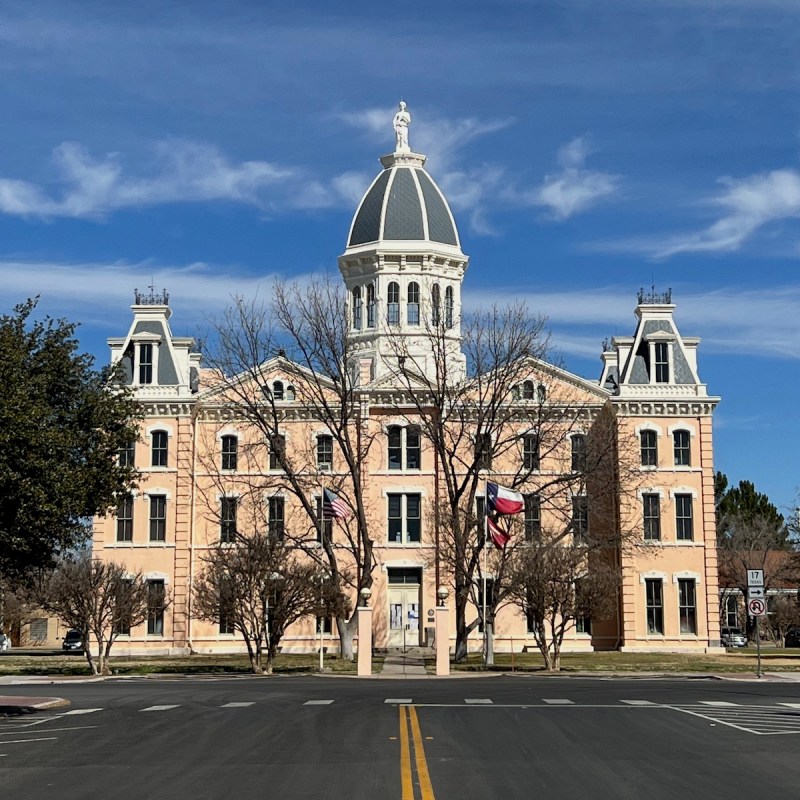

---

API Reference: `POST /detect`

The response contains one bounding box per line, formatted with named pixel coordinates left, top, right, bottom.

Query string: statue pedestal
left=357, top=606, right=373, bottom=677
left=435, top=606, right=450, bottom=676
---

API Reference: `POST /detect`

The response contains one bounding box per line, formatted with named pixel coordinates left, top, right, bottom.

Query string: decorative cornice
left=612, top=399, right=719, bottom=417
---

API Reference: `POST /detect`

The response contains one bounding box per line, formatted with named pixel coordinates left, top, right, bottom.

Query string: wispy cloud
left=515, top=137, right=620, bottom=221
left=591, top=167, right=800, bottom=259
left=0, top=139, right=363, bottom=219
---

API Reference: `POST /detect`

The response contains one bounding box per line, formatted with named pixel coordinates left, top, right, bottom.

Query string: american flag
left=323, top=488, right=352, bottom=520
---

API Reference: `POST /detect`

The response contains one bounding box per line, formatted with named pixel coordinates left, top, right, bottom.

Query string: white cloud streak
left=0, top=140, right=363, bottom=219
left=516, top=137, right=620, bottom=221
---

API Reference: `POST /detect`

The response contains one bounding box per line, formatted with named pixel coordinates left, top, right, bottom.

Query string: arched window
left=352, top=287, right=362, bottom=330
left=366, top=284, right=376, bottom=328
left=221, top=435, right=238, bottom=471
left=407, top=282, right=420, bottom=325
left=445, top=286, right=454, bottom=328
left=387, top=281, right=400, bottom=326
left=571, top=433, right=587, bottom=473
left=286, top=385, right=296, bottom=401
left=537, top=384, right=547, bottom=403
left=640, top=430, right=658, bottom=466
left=272, top=380, right=284, bottom=401
left=432, top=284, right=441, bottom=326
left=151, top=430, right=168, bottom=467
left=521, top=380, right=535, bottom=400
left=673, top=430, right=691, bottom=466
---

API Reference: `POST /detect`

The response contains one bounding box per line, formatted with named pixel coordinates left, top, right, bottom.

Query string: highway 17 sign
left=747, top=597, right=767, bottom=617
left=748, top=569, right=765, bottom=587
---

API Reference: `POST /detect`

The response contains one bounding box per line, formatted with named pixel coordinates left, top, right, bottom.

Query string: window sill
left=385, top=541, right=423, bottom=547
left=106, top=542, right=175, bottom=549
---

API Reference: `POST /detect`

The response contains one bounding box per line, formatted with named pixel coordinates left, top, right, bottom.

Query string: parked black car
left=62, top=630, right=83, bottom=652
left=785, top=628, right=800, bottom=648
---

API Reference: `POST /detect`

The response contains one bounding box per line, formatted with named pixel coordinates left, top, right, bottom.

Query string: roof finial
left=393, top=100, right=411, bottom=153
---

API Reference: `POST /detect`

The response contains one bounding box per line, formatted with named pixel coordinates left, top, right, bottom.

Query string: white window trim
left=216, top=429, right=239, bottom=442
left=636, top=487, right=666, bottom=500
left=639, top=571, right=668, bottom=584
left=668, top=487, right=698, bottom=499
left=634, top=422, right=663, bottom=438
left=673, top=571, right=702, bottom=585
left=142, top=487, right=172, bottom=500
left=668, top=424, right=696, bottom=439
left=143, top=572, right=170, bottom=584
left=146, top=424, right=174, bottom=438
left=215, top=491, right=242, bottom=501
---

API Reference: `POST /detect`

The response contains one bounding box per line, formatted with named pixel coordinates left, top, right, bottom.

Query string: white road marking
left=1, top=737, right=58, bottom=744
left=542, top=699, right=574, bottom=705
left=464, top=699, right=493, bottom=704
left=0, top=726, right=96, bottom=736
left=140, top=705, right=180, bottom=712
left=221, top=702, right=255, bottom=708
left=62, top=708, right=103, bottom=715
left=385, top=698, right=412, bottom=704
left=698, top=701, right=738, bottom=707
left=779, top=703, right=800, bottom=708
left=303, top=700, right=334, bottom=705
left=621, top=700, right=656, bottom=706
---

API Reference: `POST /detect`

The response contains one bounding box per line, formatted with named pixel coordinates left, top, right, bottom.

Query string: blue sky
left=1, top=0, right=798, bottom=513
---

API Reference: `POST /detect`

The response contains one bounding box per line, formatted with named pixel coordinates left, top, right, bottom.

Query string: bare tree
left=763, top=593, right=800, bottom=645
left=193, top=531, right=344, bottom=674
left=201, top=276, right=378, bottom=661
left=36, top=554, right=153, bottom=675
left=505, top=538, right=620, bottom=670
left=388, top=303, right=635, bottom=661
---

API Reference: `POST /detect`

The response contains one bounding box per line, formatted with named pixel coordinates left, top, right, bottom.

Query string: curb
left=0, top=696, right=71, bottom=714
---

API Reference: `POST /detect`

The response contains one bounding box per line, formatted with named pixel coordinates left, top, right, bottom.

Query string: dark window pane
left=640, top=430, right=657, bottom=466
left=139, top=343, right=153, bottom=385
left=646, top=578, right=664, bottom=635
left=147, top=580, right=165, bottom=635
left=317, top=435, right=333, bottom=468
left=221, top=435, right=238, bottom=471
left=388, top=426, right=402, bottom=470
left=151, top=431, right=168, bottom=467
left=388, top=494, right=403, bottom=543
left=643, top=493, right=661, bottom=541
left=523, top=434, right=540, bottom=471
left=118, top=440, right=136, bottom=468
left=116, top=494, right=133, bottom=542
left=221, top=497, right=237, bottom=543
left=675, top=494, right=694, bottom=541
left=268, top=497, right=284, bottom=541
left=149, top=495, right=166, bottom=542
left=406, top=426, right=421, bottom=470
left=654, top=342, right=669, bottom=383
left=571, top=434, right=587, bottom=472
left=524, top=494, right=541, bottom=540
left=673, top=430, right=691, bottom=466
left=269, top=434, right=285, bottom=471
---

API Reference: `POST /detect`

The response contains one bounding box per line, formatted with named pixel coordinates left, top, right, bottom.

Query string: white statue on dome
left=393, top=101, right=411, bottom=152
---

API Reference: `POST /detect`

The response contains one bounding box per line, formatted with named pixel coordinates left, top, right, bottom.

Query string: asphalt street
left=1, top=677, right=799, bottom=799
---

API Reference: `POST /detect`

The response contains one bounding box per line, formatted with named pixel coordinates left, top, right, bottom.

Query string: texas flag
left=487, top=516, right=511, bottom=550
left=487, top=481, right=524, bottom=515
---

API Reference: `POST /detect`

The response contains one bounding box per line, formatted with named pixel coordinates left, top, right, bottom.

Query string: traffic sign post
left=747, top=570, right=766, bottom=679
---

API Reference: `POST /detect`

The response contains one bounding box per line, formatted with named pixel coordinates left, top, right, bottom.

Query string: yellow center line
left=399, top=705, right=414, bottom=800
left=408, top=705, right=436, bottom=800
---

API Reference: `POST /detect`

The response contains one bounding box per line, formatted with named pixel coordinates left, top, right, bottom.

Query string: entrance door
left=388, top=585, right=421, bottom=649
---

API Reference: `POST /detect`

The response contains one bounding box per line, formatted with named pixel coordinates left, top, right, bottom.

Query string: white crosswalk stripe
left=303, top=700, right=334, bottom=706
left=221, top=702, right=255, bottom=708
left=620, top=700, right=656, bottom=706
left=779, top=703, right=800, bottom=708
left=384, top=698, right=412, bottom=704
left=464, top=699, right=493, bottom=704
left=698, top=701, right=738, bottom=707
left=542, top=699, right=574, bottom=705
left=140, top=705, right=180, bottom=712
left=61, top=709, right=102, bottom=716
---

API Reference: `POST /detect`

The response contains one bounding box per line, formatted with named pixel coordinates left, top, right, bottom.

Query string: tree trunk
left=485, top=622, right=494, bottom=667
left=454, top=589, right=471, bottom=662
left=337, top=614, right=358, bottom=662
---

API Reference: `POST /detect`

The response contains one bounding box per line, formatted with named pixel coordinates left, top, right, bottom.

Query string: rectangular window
left=268, top=497, right=285, bottom=541
left=269, top=434, right=285, bottom=471
left=571, top=434, right=587, bottom=473
left=642, top=493, right=661, bottom=541
left=678, top=579, right=697, bottom=634
left=316, top=615, right=333, bottom=635
left=475, top=432, right=492, bottom=470
left=118, top=440, right=136, bottom=468
left=315, top=496, right=333, bottom=544
left=675, top=494, right=694, bottom=541
left=219, top=612, right=235, bottom=635
left=575, top=615, right=591, bottom=634
left=387, top=493, right=421, bottom=544
left=640, top=430, right=657, bottom=467
left=151, top=430, right=168, bottom=467
left=724, top=595, right=738, bottom=628
left=220, top=497, right=237, bottom=544
left=645, top=578, right=664, bottom=635
left=317, top=435, right=333, bottom=469
left=139, top=343, right=153, bottom=385
left=406, top=426, right=421, bottom=470
left=147, top=580, right=165, bottom=636
left=387, top=426, right=402, bottom=470
left=116, top=494, right=134, bottom=542
left=221, top=436, right=238, bottom=471
left=524, top=494, right=541, bottom=541
left=114, top=579, right=133, bottom=635
left=29, top=618, right=48, bottom=641
left=523, top=434, right=540, bottom=471
left=571, top=496, right=589, bottom=545
left=149, top=495, right=166, bottom=542
left=673, top=430, right=691, bottom=466
left=654, top=342, right=669, bottom=383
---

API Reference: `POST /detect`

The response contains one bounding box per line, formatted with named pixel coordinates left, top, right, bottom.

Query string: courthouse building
left=93, top=107, right=721, bottom=656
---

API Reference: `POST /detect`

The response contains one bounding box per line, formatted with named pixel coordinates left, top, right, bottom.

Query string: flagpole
left=483, top=479, right=488, bottom=666
left=319, top=474, right=325, bottom=672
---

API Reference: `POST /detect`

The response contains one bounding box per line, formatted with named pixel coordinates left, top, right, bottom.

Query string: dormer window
left=352, top=287, right=363, bottom=330
left=654, top=341, right=669, bottom=383
left=272, top=381, right=284, bottom=401
left=139, top=343, right=154, bottom=385
left=387, top=282, right=400, bottom=326
left=521, top=380, right=534, bottom=400
left=286, top=385, right=296, bottom=401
